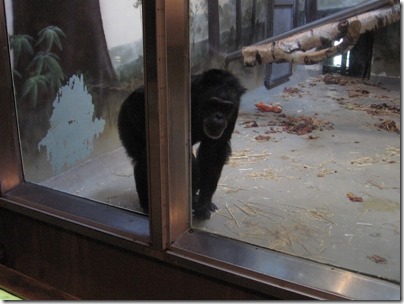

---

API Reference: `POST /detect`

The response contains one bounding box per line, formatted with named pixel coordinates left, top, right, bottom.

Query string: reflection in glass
left=6, top=0, right=144, bottom=212
left=190, top=0, right=400, bottom=282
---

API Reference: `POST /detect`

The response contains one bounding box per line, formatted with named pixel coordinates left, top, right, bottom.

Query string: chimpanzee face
left=202, top=97, right=235, bottom=139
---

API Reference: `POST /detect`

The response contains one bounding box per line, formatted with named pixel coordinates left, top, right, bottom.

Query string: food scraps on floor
left=255, top=101, right=283, bottom=113
left=346, top=192, right=363, bottom=202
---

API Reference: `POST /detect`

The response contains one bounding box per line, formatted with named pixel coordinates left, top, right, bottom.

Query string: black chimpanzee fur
left=118, top=69, right=246, bottom=219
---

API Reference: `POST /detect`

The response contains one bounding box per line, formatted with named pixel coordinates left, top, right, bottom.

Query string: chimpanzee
left=118, top=69, right=246, bottom=219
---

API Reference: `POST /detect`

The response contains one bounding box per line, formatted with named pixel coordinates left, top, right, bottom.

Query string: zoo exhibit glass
left=2, top=1, right=150, bottom=239
left=189, top=0, right=400, bottom=292
left=0, top=0, right=400, bottom=300
left=5, top=2, right=148, bottom=210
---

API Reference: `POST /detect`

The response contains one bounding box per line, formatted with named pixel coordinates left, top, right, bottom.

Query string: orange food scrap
left=367, top=255, right=387, bottom=264
left=255, top=101, right=283, bottom=113
left=346, top=192, right=363, bottom=202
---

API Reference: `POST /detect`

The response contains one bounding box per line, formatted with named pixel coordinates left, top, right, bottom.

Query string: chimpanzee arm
left=194, top=139, right=232, bottom=219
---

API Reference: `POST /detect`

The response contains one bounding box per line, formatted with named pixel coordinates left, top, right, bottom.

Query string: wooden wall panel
left=0, top=208, right=270, bottom=300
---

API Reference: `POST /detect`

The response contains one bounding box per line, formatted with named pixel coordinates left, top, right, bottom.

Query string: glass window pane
left=297, top=0, right=371, bottom=25
left=5, top=0, right=146, bottom=214
left=190, top=0, right=400, bottom=282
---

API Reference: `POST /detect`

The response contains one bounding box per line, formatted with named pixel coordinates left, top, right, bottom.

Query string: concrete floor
left=41, top=67, right=400, bottom=282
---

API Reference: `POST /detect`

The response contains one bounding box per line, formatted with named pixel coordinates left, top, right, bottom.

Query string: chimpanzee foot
left=209, top=202, right=218, bottom=212
left=193, top=202, right=218, bottom=220
left=193, top=207, right=211, bottom=220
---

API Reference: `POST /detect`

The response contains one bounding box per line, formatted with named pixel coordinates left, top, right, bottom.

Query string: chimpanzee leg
left=194, top=140, right=231, bottom=219
left=134, top=152, right=149, bottom=213
left=192, top=154, right=200, bottom=209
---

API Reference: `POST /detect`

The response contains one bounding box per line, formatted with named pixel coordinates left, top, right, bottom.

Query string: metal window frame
left=0, top=0, right=400, bottom=300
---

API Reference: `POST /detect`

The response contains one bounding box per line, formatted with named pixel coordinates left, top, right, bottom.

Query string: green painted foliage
left=36, top=25, right=66, bottom=51
left=21, top=75, right=48, bottom=106
left=10, top=26, right=66, bottom=106
left=9, top=34, right=34, bottom=64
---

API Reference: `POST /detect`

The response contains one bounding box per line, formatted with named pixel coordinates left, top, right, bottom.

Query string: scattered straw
left=351, top=156, right=375, bottom=166
left=242, top=202, right=286, bottom=222
left=225, top=202, right=241, bottom=228
left=383, top=146, right=400, bottom=163
left=247, top=168, right=280, bottom=180
left=365, top=180, right=385, bottom=190
left=328, top=225, right=333, bottom=237
left=113, top=172, right=133, bottom=177
left=234, top=203, right=257, bottom=216
left=345, top=234, right=354, bottom=246
left=342, top=101, right=400, bottom=116
left=306, top=208, right=334, bottom=225
left=317, top=169, right=336, bottom=177
left=291, top=161, right=316, bottom=170
left=385, top=145, right=400, bottom=156
left=219, top=185, right=246, bottom=194
left=296, top=240, right=312, bottom=254
left=350, top=146, right=400, bottom=166
left=228, top=149, right=271, bottom=167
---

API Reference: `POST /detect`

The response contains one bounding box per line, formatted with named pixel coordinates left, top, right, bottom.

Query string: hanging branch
left=242, top=3, right=400, bottom=66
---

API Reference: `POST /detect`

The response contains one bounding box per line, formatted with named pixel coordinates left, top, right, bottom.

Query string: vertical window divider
left=143, top=0, right=170, bottom=250
left=145, top=0, right=191, bottom=250
left=0, top=0, right=23, bottom=194
left=165, top=0, right=191, bottom=244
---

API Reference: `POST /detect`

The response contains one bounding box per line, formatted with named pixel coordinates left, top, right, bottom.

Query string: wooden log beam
left=242, top=3, right=400, bottom=66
